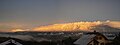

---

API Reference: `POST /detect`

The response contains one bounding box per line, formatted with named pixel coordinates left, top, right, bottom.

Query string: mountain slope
left=33, top=21, right=120, bottom=32
left=91, top=25, right=120, bottom=32
left=33, top=21, right=101, bottom=31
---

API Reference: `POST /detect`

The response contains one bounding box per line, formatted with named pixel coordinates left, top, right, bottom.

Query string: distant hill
left=91, top=25, right=120, bottom=32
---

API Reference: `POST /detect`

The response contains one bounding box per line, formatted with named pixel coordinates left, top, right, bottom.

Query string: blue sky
left=0, top=0, right=120, bottom=31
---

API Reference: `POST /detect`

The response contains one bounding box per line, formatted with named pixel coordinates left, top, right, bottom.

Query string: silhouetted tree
left=113, top=32, right=120, bottom=45
left=62, top=37, right=76, bottom=45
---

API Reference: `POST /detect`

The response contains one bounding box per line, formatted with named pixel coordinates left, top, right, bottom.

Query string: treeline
left=0, top=37, right=77, bottom=45
left=113, top=33, right=120, bottom=45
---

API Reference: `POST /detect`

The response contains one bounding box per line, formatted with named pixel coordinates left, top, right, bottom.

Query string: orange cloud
left=11, top=29, right=27, bottom=32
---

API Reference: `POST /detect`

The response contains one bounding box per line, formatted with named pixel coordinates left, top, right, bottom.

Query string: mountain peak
left=32, top=21, right=120, bottom=32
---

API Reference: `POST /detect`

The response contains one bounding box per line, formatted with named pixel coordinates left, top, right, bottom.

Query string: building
left=0, top=39, right=23, bottom=45
left=74, top=31, right=111, bottom=45
left=103, top=33, right=116, bottom=43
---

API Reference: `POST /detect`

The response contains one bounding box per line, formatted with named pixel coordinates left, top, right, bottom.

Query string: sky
left=0, top=0, right=120, bottom=32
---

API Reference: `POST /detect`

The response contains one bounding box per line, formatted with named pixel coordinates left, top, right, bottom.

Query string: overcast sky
left=0, top=0, right=120, bottom=31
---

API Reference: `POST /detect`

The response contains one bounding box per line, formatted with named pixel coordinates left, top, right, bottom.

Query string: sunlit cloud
left=0, top=22, right=31, bottom=32
left=11, top=29, right=26, bottom=32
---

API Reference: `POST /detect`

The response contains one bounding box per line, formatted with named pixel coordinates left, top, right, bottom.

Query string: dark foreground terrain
left=0, top=37, right=77, bottom=45
left=0, top=32, right=120, bottom=45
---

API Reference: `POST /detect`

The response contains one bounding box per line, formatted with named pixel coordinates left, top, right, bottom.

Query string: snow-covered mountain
left=91, top=24, right=120, bottom=32
left=33, top=21, right=120, bottom=32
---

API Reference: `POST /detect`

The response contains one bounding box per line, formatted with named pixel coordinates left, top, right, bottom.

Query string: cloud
left=0, top=25, right=13, bottom=32
left=11, top=29, right=30, bottom=32
left=0, top=22, right=29, bottom=32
